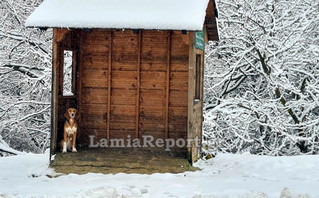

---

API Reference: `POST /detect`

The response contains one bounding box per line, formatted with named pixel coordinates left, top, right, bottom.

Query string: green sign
left=195, top=29, right=205, bottom=50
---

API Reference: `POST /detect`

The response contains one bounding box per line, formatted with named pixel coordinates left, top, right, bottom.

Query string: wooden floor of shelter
left=51, top=148, right=198, bottom=174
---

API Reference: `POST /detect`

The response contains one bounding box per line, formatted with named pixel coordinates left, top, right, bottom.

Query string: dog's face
left=65, top=108, right=78, bottom=120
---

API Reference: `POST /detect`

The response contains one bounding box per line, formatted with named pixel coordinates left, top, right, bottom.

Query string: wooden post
left=107, top=31, right=113, bottom=141
left=77, top=30, right=83, bottom=141
left=50, top=28, right=59, bottom=160
left=136, top=30, right=142, bottom=139
left=165, top=31, right=171, bottom=139
left=187, top=32, right=196, bottom=162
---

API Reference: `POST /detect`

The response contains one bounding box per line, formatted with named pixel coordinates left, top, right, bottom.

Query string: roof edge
left=205, top=0, right=219, bottom=41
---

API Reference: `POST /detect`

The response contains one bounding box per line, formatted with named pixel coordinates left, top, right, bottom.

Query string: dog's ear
left=64, top=110, right=70, bottom=120
left=75, top=109, right=80, bottom=120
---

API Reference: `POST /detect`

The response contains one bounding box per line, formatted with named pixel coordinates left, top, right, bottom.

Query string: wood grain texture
left=205, top=0, right=219, bottom=41
left=187, top=32, right=205, bottom=163
left=51, top=28, right=59, bottom=154
left=107, top=31, right=112, bottom=141
left=65, top=30, right=190, bottom=147
left=136, top=31, right=142, bottom=138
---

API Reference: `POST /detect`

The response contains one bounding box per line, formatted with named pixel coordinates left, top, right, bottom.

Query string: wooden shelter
left=26, top=0, right=219, bottom=163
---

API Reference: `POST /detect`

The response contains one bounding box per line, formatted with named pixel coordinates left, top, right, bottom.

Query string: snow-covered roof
left=25, top=0, right=210, bottom=31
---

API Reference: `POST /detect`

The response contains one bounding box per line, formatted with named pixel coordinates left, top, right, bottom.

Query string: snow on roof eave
left=25, top=0, right=210, bottom=31
left=25, top=18, right=206, bottom=31
left=26, top=25, right=204, bottom=32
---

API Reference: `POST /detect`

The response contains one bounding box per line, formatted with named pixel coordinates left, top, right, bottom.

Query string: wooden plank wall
left=169, top=32, right=189, bottom=139
left=140, top=31, right=168, bottom=139
left=80, top=30, right=110, bottom=145
left=111, top=30, right=138, bottom=139
left=75, top=29, right=189, bottom=146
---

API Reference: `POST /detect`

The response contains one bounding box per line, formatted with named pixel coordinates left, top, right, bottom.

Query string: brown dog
left=60, top=108, right=78, bottom=153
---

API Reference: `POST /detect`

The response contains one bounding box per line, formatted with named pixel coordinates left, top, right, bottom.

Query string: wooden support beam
left=50, top=28, right=59, bottom=158
left=187, top=32, right=196, bottom=162
left=77, top=31, right=83, bottom=140
left=107, top=31, right=113, bottom=141
left=165, top=31, right=171, bottom=139
left=136, top=30, right=142, bottom=139
left=56, top=28, right=71, bottom=43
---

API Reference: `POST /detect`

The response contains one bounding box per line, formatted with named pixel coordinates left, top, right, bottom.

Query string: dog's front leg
left=72, top=132, right=77, bottom=152
left=62, top=129, right=67, bottom=153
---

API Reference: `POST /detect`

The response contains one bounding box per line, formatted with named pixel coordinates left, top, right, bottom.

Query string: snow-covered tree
left=204, top=0, right=319, bottom=156
left=0, top=0, right=52, bottom=155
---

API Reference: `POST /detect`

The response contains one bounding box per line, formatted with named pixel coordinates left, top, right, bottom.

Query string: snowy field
left=0, top=151, right=318, bottom=198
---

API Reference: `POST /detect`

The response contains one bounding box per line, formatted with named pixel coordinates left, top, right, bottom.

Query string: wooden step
left=51, top=148, right=198, bottom=174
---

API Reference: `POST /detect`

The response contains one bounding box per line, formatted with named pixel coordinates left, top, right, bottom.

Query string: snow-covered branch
left=204, top=0, right=319, bottom=156
left=0, top=0, right=52, bottom=155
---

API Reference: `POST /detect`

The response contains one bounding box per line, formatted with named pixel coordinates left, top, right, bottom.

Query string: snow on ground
left=0, top=151, right=318, bottom=198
